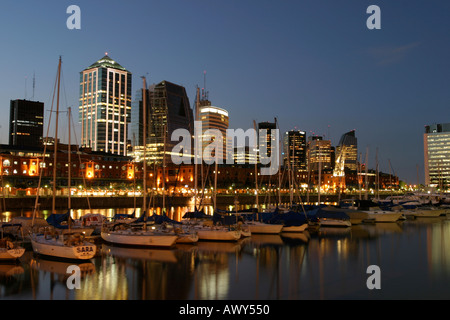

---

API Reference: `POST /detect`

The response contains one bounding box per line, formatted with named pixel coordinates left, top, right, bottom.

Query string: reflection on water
left=2, top=211, right=450, bottom=299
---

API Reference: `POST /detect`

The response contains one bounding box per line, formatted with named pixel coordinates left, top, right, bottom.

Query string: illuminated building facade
left=307, top=136, right=332, bottom=171
left=424, top=123, right=450, bottom=187
left=258, top=121, right=277, bottom=164
left=334, top=130, right=358, bottom=176
left=147, top=81, right=194, bottom=165
left=9, top=99, right=44, bottom=148
left=199, top=105, right=229, bottom=162
left=79, top=55, right=132, bottom=156
left=283, top=130, right=306, bottom=170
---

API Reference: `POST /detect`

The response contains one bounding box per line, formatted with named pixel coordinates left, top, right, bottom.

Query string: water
left=2, top=208, right=450, bottom=300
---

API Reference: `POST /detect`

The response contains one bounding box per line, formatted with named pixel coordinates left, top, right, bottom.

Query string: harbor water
left=1, top=206, right=450, bottom=300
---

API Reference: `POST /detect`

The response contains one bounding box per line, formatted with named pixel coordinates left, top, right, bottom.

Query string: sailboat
left=191, top=155, right=241, bottom=241
left=0, top=224, right=25, bottom=260
left=30, top=57, right=97, bottom=260
left=45, top=107, right=95, bottom=236
left=239, top=119, right=283, bottom=235
left=100, top=76, right=178, bottom=248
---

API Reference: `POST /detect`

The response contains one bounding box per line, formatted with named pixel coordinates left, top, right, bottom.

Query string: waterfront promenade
left=2, top=192, right=396, bottom=211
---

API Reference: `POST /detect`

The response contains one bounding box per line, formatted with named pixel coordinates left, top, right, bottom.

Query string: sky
left=1, top=0, right=450, bottom=185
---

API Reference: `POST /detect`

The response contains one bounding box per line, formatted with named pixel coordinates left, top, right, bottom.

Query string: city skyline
left=1, top=1, right=450, bottom=185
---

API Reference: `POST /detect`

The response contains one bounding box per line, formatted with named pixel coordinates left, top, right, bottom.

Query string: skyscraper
left=258, top=121, right=277, bottom=163
left=9, top=99, right=44, bottom=148
left=147, top=80, right=194, bottom=164
left=79, top=54, right=132, bottom=156
left=130, top=87, right=150, bottom=147
left=424, top=123, right=450, bottom=187
left=334, top=130, right=357, bottom=176
left=199, top=105, right=229, bottom=162
left=283, top=130, right=306, bottom=170
left=307, top=136, right=332, bottom=171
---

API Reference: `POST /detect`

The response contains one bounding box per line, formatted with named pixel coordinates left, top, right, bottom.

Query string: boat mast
left=274, top=118, right=281, bottom=206
left=163, top=123, right=167, bottom=213
left=68, top=107, right=72, bottom=211
left=318, top=142, right=321, bottom=205
left=142, top=76, right=147, bottom=217
left=194, top=87, right=200, bottom=210
left=52, top=57, right=62, bottom=214
left=253, top=120, right=259, bottom=212
left=364, top=147, right=369, bottom=200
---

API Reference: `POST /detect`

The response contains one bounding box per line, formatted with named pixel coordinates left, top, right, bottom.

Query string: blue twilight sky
left=0, top=0, right=449, bottom=184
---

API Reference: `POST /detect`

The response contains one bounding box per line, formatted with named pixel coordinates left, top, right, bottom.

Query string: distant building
left=147, top=80, right=194, bottom=165
left=307, top=136, right=332, bottom=171
left=79, top=54, right=132, bottom=156
left=9, top=99, right=44, bottom=148
left=130, top=88, right=150, bottom=147
left=424, top=123, right=450, bottom=187
left=283, top=130, right=306, bottom=170
left=258, top=121, right=277, bottom=164
left=199, top=105, right=229, bottom=162
left=334, top=130, right=357, bottom=176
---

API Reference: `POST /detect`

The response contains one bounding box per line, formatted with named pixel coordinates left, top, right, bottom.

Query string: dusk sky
left=1, top=0, right=450, bottom=184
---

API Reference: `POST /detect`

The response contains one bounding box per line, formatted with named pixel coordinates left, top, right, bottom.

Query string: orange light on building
left=127, top=164, right=134, bottom=180
left=86, top=162, right=95, bottom=179
left=28, top=159, right=39, bottom=176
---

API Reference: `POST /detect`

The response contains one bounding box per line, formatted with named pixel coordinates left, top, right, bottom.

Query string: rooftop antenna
left=32, top=72, right=35, bottom=100
left=202, top=70, right=208, bottom=101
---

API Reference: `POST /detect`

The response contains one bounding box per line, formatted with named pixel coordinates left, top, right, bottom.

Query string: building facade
left=283, top=130, right=307, bottom=170
left=79, top=55, right=132, bottom=156
left=9, top=99, right=44, bottom=148
left=199, top=105, right=229, bottom=163
left=258, top=121, right=277, bottom=164
left=307, top=136, right=333, bottom=171
left=147, top=81, right=194, bottom=165
left=424, top=123, right=450, bottom=187
left=334, top=130, right=358, bottom=176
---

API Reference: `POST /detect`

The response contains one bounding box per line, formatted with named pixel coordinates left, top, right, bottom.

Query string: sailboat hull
left=31, top=235, right=96, bottom=260
left=282, top=224, right=308, bottom=232
left=196, top=229, right=241, bottom=241
left=246, top=222, right=283, bottom=234
left=365, top=211, right=402, bottom=222
left=0, top=247, right=26, bottom=260
left=101, top=230, right=178, bottom=247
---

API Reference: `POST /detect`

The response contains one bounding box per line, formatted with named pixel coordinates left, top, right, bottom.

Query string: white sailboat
left=31, top=226, right=96, bottom=260
left=30, top=57, right=97, bottom=260
left=100, top=76, right=178, bottom=248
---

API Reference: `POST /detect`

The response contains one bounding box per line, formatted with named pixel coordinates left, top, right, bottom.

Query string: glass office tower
left=79, top=55, right=132, bottom=156
left=147, top=80, right=194, bottom=165
left=9, top=99, right=44, bottom=148
left=424, top=123, right=450, bottom=187
left=334, top=130, right=358, bottom=176
left=283, top=130, right=307, bottom=170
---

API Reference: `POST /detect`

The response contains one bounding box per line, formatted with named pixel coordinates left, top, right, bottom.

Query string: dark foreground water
left=2, top=208, right=450, bottom=301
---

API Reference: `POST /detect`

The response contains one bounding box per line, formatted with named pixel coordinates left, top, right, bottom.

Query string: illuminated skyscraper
left=307, top=136, right=332, bottom=171
left=424, top=123, right=450, bottom=187
left=258, top=121, right=277, bottom=163
left=79, top=54, right=132, bottom=156
left=199, top=105, right=229, bottom=162
left=334, top=130, right=357, bottom=176
left=283, top=130, right=306, bottom=170
left=147, top=80, right=194, bottom=164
